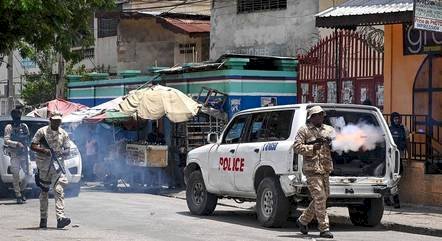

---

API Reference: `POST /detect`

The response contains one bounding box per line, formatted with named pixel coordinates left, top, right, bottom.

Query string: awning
left=27, top=99, right=87, bottom=119
left=316, top=0, right=414, bottom=28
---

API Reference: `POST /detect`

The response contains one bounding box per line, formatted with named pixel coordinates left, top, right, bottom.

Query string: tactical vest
left=389, top=125, right=406, bottom=151
left=9, top=123, right=29, bottom=155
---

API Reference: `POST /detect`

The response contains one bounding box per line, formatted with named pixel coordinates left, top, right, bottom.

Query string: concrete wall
left=95, top=36, right=118, bottom=73
left=73, top=18, right=118, bottom=73
left=210, top=0, right=319, bottom=59
left=117, top=17, right=209, bottom=72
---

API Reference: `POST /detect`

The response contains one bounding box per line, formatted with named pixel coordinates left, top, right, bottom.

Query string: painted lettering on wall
left=219, top=157, right=245, bottom=172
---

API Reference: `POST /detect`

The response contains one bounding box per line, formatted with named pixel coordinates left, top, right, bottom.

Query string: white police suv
left=184, top=104, right=401, bottom=227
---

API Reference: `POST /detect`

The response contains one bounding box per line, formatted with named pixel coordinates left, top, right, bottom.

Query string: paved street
left=0, top=188, right=440, bottom=241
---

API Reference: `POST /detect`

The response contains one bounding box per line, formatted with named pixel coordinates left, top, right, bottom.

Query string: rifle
left=306, top=137, right=333, bottom=146
left=40, top=136, right=66, bottom=174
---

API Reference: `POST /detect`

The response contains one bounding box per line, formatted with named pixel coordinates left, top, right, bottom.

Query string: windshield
left=323, top=110, right=386, bottom=177
left=0, top=120, right=48, bottom=138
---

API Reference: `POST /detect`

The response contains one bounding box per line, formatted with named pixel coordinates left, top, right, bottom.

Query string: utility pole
left=56, top=54, right=65, bottom=98
left=7, top=52, right=14, bottom=112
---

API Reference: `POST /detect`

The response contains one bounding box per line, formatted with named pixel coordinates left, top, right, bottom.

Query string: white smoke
left=331, top=122, right=384, bottom=154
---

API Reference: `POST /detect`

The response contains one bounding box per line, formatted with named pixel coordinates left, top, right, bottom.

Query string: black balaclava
left=11, top=109, right=22, bottom=126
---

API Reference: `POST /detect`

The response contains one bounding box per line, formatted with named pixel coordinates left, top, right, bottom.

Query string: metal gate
left=298, top=30, right=384, bottom=109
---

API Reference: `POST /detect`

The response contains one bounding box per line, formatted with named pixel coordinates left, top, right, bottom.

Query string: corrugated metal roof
left=316, top=0, right=413, bottom=18
left=123, top=0, right=211, bottom=16
left=162, top=18, right=210, bottom=33
left=316, top=0, right=414, bottom=28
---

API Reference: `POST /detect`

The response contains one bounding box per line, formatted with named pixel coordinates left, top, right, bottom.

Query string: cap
left=49, top=111, right=63, bottom=120
left=307, top=106, right=325, bottom=120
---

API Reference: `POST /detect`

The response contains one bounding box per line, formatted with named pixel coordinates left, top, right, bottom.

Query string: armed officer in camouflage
left=31, top=111, right=71, bottom=229
left=293, top=106, right=335, bottom=239
left=4, top=108, right=30, bottom=204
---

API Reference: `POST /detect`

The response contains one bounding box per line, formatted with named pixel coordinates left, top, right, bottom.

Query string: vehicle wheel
left=186, top=170, right=217, bottom=215
left=256, top=177, right=289, bottom=228
left=65, top=183, right=81, bottom=198
left=0, top=177, right=12, bottom=198
left=348, top=198, right=384, bottom=227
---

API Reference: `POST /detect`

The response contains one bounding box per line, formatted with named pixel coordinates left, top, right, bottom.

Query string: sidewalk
left=160, top=189, right=442, bottom=237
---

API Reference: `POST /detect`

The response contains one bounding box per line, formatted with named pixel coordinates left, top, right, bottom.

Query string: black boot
left=39, top=218, right=47, bottom=229
left=296, top=219, right=308, bottom=235
left=57, top=217, right=71, bottom=229
left=16, top=197, right=24, bottom=204
left=393, top=194, right=401, bottom=209
left=320, top=231, right=334, bottom=239
left=384, top=196, right=393, bottom=206
left=21, top=192, right=26, bottom=202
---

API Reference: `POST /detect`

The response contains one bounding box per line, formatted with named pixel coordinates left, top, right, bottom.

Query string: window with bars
left=98, top=17, right=119, bottom=38
left=72, top=48, right=95, bottom=59
left=237, top=0, right=287, bottom=13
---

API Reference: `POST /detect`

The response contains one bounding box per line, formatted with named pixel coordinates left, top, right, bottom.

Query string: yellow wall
left=384, top=24, right=426, bottom=114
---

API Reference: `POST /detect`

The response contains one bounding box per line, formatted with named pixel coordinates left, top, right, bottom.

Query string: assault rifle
left=40, top=136, right=66, bottom=174
left=306, top=137, right=333, bottom=146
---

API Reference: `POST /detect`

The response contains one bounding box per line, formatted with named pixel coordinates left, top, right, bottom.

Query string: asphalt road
left=0, top=189, right=440, bottom=241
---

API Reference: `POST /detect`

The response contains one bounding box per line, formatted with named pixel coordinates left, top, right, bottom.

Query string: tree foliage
left=0, top=0, right=114, bottom=61
left=20, top=48, right=58, bottom=106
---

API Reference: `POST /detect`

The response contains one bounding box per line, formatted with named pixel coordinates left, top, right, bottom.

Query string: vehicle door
left=234, top=112, right=268, bottom=192
left=378, top=111, right=401, bottom=186
left=208, top=114, right=249, bottom=192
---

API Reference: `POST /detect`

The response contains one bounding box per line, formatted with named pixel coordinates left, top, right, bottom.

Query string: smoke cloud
left=331, top=123, right=384, bottom=154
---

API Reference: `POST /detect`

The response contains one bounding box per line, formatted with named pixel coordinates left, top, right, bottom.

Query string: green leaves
left=0, top=0, right=114, bottom=61
left=21, top=74, right=56, bottom=106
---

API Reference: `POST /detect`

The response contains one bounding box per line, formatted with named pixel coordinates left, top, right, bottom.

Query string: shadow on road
left=17, top=227, right=67, bottom=231
left=177, top=210, right=386, bottom=234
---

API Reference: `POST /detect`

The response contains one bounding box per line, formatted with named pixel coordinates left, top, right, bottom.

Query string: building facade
left=316, top=0, right=442, bottom=206
left=209, top=0, right=346, bottom=59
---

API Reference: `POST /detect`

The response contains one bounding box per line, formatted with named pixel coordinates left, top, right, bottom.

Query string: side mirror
left=207, top=133, right=219, bottom=144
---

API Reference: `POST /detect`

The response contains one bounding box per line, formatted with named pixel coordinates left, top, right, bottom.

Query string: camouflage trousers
left=298, top=174, right=330, bottom=232
left=10, top=155, right=28, bottom=197
left=38, top=167, right=68, bottom=220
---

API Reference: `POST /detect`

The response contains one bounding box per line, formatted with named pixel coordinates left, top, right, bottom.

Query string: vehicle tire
left=256, top=177, right=290, bottom=228
left=65, top=183, right=81, bottom=198
left=186, top=170, right=217, bottom=215
left=348, top=198, right=384, bottom=227
left=0, top=177, right=13, bottom=198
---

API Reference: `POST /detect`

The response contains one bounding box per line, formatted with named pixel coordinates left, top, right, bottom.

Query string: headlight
left=68, top=148, right=80, bottom=159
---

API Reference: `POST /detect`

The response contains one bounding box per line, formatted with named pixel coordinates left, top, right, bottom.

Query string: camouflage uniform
left=4, top=123, right=30, bottom=198
left=293, top=122, right=335, bottom=232
left=32, top=125, right=70, bottom=220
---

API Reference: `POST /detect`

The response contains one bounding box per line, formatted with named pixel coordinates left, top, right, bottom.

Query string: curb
left=161, top=192, right=442, bottom=237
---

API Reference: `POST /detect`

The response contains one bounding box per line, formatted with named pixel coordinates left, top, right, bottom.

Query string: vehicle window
left=248, top=113, right=268, bottom=142
left=325, top=111, right=380, bottom=128
left=223, top=115, right=248, bottom=144
left=267, top=110, right=294, bottom=141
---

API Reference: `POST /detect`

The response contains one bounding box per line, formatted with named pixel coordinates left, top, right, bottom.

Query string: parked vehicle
left=0, top=116, right=82, bottom=198
left=184, top=104, right=401, bottom=227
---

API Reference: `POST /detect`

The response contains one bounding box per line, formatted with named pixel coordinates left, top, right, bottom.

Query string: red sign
left=219, top=157, right=245, bottom=172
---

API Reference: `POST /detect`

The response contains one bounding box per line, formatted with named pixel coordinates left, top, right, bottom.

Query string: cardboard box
left=126, top=144, right=168, bottom=167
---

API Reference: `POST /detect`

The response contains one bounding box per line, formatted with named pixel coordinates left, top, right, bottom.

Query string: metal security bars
left=237, top=0, right=287, bottom=13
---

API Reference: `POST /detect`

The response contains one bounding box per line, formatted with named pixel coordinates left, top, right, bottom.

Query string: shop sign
left=414, top=0, right=442, bottom=33
left=403, top=24, right=442, bottom=55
